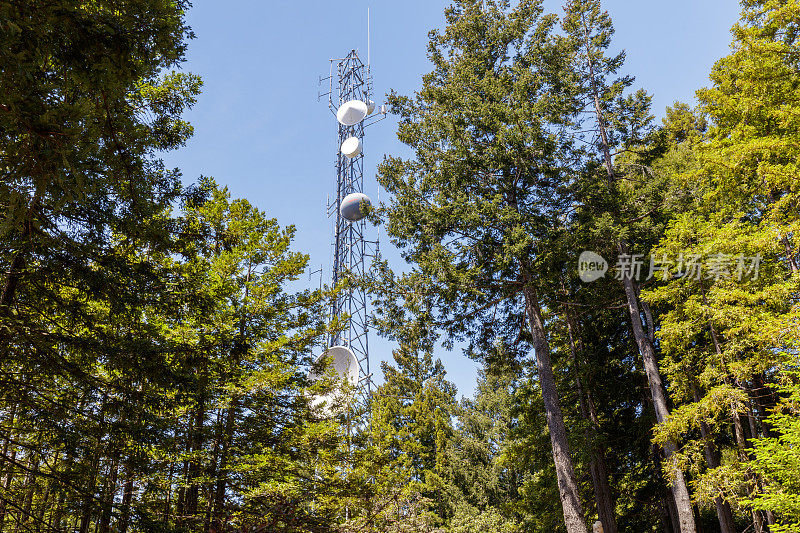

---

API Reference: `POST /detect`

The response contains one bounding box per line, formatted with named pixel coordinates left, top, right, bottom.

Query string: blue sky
left=162, top=0, right=742, bottom=399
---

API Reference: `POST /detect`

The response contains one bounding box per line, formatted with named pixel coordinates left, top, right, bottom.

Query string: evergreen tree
left=448, top=367, right=522, bottom=519
left=0, top=3, right=201, bottom=528
left=157, top=179, right=339, bottom=531
left=376, top=1, right=591, bottom=529
left=561, top=1, right=697, bottom=530
left=644, top=1, right=800, bottom=531
left=744, top=377, right=800, bottom=532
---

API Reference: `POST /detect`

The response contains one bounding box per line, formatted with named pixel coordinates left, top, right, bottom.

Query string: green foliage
left=169, top=179, right=338, bottom=531
left=445, top=504, right=521, bottom=533
left=377, top=0, right=575, bottom=341
left=641, top=0, right=800, bottom=529
left=4, top=0, right=800, bottom=532
left=744, top=377, right=800, bottom=532
left=361, top=344, right=458, bottom=527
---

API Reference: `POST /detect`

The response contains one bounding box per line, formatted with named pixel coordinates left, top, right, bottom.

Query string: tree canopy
left=1, top=0, right=799, bottom=532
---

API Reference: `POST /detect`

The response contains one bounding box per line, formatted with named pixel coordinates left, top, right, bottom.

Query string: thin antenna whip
left=367, top=7, right=371, bottom=67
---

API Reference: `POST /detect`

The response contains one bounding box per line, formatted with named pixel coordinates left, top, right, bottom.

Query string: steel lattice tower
left=320, top=50, right=382, bottom=408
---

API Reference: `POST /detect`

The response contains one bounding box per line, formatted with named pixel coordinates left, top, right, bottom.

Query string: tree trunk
left=98, top=448, right=120, bottom=533
left=621, top=271, right=696, bottom=533
left=781, top=235, right=798, bottom=274
left=0, top=402, right=18, bottom=533
left=187, top=358, right=208, bottom=521
left=80, top=395, right=107, bottom=533
left=751, top=374, right=777, bottom=438
left=0, top=447, right=15, bottom=533
left=15, top=452, right=40, bottom=533
left=205, top=408, right=223, bottom=533
left=692, top=388, right=736, bottom=533
left=583, top=53, right=698, bottom=533
left=0, top=192, right=41, bottom=311
left=212, top=398, right=240, bottom=532
left=565, top=310, right=618, bottom=533
left=35, top=474, right=53, bottom=533
left=50, top=447, right=73, bottom=533
left=79, top=460, right=99, bottom=533
left=581, top=8, right=697, bottom=523
left=650, top=442, right=680, bottom=533
left=119, top=467, right=134, bottom=533
left=731, top=403, right=769, bottom=533
left=522, top=283, right=587, bottom=533
left=705, top=305, right=771, bottom=533
left=164, top=456, right=176, bottom=523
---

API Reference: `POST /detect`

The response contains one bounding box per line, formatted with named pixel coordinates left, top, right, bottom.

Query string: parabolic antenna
left=339, top=192, right=371, bottom=222
left=340, top=136, right=362, bottom=159
left=366, top=100, right=376, bottom=115
left=336, top=99, right=369, bottom=126
left=308, top=346, right=359, bottom=414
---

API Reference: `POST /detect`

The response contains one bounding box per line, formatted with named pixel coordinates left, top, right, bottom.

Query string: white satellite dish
left=339, top=192, right=371, bottom=222
left=366, top=100, right=376, bottom=115
left=308, top=346, right=359, bottom=414
left=336, top=100, right=369, bottom=126
left=322, top=345, right=359, bottom=385
left=340, top=136, right=363, bottom=159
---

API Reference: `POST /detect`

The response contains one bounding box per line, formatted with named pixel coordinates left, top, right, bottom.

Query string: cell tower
left=317, top=49, right=385, bottom=410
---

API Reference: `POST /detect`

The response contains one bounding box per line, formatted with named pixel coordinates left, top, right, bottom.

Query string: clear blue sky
left=162, top=0, right=742, bottom=399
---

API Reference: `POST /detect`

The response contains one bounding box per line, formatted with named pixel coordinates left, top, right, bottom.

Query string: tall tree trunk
left=781, top=235, right=798, bottom=274
left=118, top=462, right=134, bottom=533
left=204, top=408, right=223, bottom=533
left=35, top=473, right=53, bottom=533
left=165, top=457, right=176, bottom=523
left=79, top=461, right=99, bottom=532
left=0, top=403, right=17, bottom=473
left=0, top=447, right=16, bottom=533
left=621, top=272, right=696, bottom=533
left=50, top=447, right=73, bottom=533
left=211, top=401, right=238, bottom=532
left=745, top=403, right=776, bottom=527
left=580, top=8, right=697, bottom=525
left=51, top=486, right=66, bottom=533
left=80, top=394, right=107, bottom=533
left=0, top=402, right=18, bottom=533
left=732, top=402, right=768, bottom=533
left=15, top=452, right=40, bottom=533
left=751, top=374, right=777, bottom=438
left=522, top=283, right=587, bottom=533
left=656, top=496, right=674, bottom=533
left=565, top=310, right=618, bottom=533
left=98, top=448, right=120, bottom=533
left=0, top=193, right=40, bottom=311
left=692, top=387, right=736, bottom=533
left=650, top=442, right=680, bottom=533
left=705, top=304, right=771, bottom=532
left=187, top=390, right=206, bottom=520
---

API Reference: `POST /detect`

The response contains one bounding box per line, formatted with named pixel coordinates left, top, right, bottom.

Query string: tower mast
left=321, top=49, right=384, bottom=409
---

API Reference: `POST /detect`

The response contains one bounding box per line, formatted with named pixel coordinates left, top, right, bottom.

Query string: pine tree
left=447, top=366, right=522, bottom=519
left=743, top=377, right=800, bottom=532
left=0, top=3, right=201, bottom=527
left=165, top=179, right=338, bottom=531
left=644, top=2, right=800, bottom=530
left=561, top=1, right=697, bottom=530
left=377, top=1, right=591, bottom=529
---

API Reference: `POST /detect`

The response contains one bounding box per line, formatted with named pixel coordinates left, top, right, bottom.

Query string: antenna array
left=317, top=49, right=386, bottom=410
